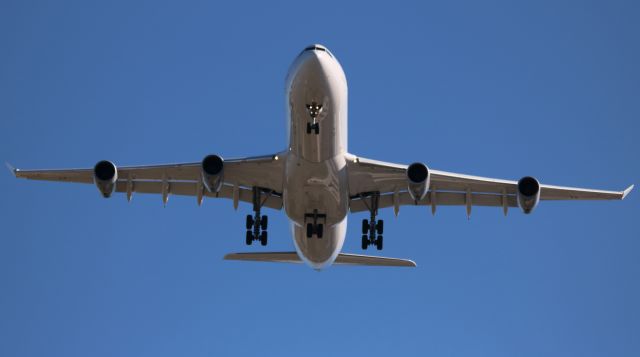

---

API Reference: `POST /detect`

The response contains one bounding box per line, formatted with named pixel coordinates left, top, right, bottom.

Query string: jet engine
left=517, top=176, right=541, bottom=214
left=93, top=160, right=118, bottom=198
left=406, top=162, right=430, bottom=201
left=201, top=154, right=224, bottom=193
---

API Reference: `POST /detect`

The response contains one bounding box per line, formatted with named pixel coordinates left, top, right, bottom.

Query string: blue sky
left=1, top=1, right=638, bottom=356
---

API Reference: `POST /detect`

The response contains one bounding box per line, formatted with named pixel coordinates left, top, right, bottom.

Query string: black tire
left=376, top=220, right=384, bottom=235
left=376, top=235, right=383, bottom=250
left=314, top=125, right=319, bottom=135
left=316, top=224, right=324, bottom=238
left=260, top=231, right=268, bottom=246
left=246, top=215, right=254, bottom=230
left=261, top=215, right=268, bottom=230
left=245, top=231, right=253, bottom=245
left=306, top=223, right=313, bottom=238
left=362, top=219, right=369, bottom=234
left=306, top=122, right=311, bottom=134
left=361, top=235, right=368, bottom=250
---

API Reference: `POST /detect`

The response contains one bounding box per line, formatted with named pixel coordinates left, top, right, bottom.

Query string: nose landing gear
left=359, top=192, right=384, bottom=250
left=305, top=102, right=322, bottom=135
left=245, top=187, right=272, bottom=246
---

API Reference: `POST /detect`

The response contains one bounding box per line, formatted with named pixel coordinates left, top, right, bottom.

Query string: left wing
left=9, top=153, right=286, bottom=209
left=347, top=155, right=633, bottom=215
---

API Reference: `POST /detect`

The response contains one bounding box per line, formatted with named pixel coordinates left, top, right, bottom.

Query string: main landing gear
left=359, top=192, right=384, bottom=250
left=245, top=187, right=272, bottom=246
left=305, top=102, right=322, bottom=135
left=305, top=209, right=326, bottom=239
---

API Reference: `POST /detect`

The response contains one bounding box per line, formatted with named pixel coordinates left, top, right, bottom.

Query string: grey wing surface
left=346, top=155, right=633, bottom=214
left=9, top=154, right=286, bottom=210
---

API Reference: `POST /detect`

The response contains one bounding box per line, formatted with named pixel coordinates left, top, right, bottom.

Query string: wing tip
left=5, top=162, right=17, bottom=177
left=622, top=184, right=634, bottom=200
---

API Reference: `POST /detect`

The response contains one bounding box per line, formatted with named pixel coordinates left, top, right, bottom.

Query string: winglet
left=5, top=162, right=17, bottom=177
left=621, top=184, right=634, bottom=200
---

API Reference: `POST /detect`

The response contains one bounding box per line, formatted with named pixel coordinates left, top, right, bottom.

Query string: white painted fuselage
left=283, top=45, right=349, bottom=270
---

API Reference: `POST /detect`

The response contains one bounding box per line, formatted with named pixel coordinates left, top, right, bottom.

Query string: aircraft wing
left=347, top=155, right=633, bottom=214
left=9, top=153, right=285, bottom=209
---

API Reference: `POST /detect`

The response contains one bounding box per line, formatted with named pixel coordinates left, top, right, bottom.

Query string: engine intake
left=201, top=154, right=224, bottom=192
left=407, top=162, right=430, bottom=201
left=93, top=160, right=117, bottom=198
left=517, top=176, right=540, bottom=214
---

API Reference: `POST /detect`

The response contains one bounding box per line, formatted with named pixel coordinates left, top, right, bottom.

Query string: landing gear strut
left=359, top=192, right=384, bottom=250
left=305, top=209, right=326, bottom=239
left=245, top=187, right=272, bottom=246
left=305, top=102, right=322, bottom=135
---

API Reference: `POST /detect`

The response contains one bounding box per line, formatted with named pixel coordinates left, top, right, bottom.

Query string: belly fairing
left=283, top=153, right=349, bottom=227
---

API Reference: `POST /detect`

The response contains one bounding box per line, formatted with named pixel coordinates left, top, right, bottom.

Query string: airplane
left=8, top=44, right=634, bottom=270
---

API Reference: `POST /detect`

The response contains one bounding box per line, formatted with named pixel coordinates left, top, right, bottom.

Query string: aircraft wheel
left=376, top=220, right=384, bottom=235
left=245, top=231, right=253, bottom=245
left=260, top=215, right=268, bottom=230
left=376, top=235, right=383, bottom=250
left=316, top=224, right=323, bottom=239
left=246, top=215, right=254, bottom=230
left=361, top=235, right=368, bottom=250
left=306, top=122, right=312, bottom=134
left=260, top=231, right=268, bottom=246
left=306, top=223, right=313, bottom=238
left=362, top=219, right=369, bottom=234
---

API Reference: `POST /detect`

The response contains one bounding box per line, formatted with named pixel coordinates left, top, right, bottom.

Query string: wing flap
left=114, top=181, right=283, bottom=209
left=350, top=191, right=518, bottom=213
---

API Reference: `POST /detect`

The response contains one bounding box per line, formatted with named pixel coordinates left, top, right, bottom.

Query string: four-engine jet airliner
left=9, top=44, right=633, bottom=269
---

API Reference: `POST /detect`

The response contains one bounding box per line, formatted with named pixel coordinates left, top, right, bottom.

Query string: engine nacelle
left=93, top=160, right=118, bottom=198
left=406, top=162, right=430, bottom=201
left=201, top=154, right=224, bottom=193
left=517, top=176, right=541, bottom=214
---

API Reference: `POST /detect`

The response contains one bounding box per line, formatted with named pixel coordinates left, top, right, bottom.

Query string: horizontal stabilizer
left=224, top=251, right=416, bottom=267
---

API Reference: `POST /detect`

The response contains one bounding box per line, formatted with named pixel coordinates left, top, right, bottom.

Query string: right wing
left=9, top=153, right=286, bottom=209
left=347, top=155, right=633, bottom=214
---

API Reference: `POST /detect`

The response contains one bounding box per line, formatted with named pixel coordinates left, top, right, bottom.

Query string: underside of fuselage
left=283, top=44, right=349, bottom=269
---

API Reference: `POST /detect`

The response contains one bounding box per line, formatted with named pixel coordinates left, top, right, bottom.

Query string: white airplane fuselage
left=283, top=46, right=349, bottom=269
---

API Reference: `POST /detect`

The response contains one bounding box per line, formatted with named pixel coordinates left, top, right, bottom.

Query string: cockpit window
left=301, top=45, right=333, bottom=58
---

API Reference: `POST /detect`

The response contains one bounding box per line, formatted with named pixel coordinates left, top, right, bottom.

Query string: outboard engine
left=201, top=154, right=224, bottom=193
left=517, top=176, right=541, bottom=214
left=406, top=162, right=430, bottom=201
left=93, top=160, right=117, bottom=198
